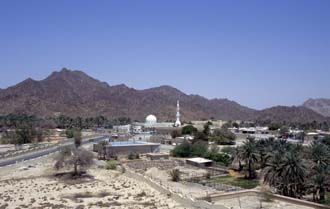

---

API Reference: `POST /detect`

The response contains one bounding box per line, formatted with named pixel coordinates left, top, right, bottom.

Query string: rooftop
left=187, top=157, right=213, bottom=164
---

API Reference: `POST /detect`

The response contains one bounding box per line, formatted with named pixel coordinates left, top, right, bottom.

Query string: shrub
left=128, top=152, right=139, bottom=160
left=211, top=128, right=236, bottom=145
left=171, top=141, right=232, bottom=166
left=191, top=143, right=208, bottom=157
left=66, top=129, right=74, bottom=138
left=54, top=146, right=94, bottom=176
left=171, top=142, right=192, bottom=157
left=221, top=147, right=236, bottom=156
left=205, top=152, right=231, bottom=166
left=105, top=160, right=117, bottom=170
left=181, top=125, right=198, bottom=135
left=193, top=131, right=208, bottom=141
left=169, top=169, right=181, bottom=182
left=268, top=123, right=282, bottom=131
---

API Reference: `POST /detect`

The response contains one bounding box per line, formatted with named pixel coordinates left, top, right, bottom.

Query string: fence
left=124, top=168, right=225, bottom=209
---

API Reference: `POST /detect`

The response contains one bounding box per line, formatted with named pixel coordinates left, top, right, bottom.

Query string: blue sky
left=0, top=0, right=329, bottom=109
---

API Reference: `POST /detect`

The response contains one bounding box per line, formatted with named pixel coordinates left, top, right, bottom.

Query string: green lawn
left=213, top=176, right=260, bottom=189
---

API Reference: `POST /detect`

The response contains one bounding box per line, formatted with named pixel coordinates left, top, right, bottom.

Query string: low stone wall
left=207, top=189, right=330, bottom=209
left=124, top=169, right=224, bottom=209
left=93, top=143, right=160, bottom=157
left=106, top=144, right=159, bottom=157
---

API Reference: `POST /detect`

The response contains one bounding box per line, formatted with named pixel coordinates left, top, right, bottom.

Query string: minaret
left=175, top=100, right=181, bottom=127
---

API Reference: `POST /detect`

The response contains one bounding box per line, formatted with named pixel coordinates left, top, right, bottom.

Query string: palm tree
left=308, top=165, right=330, bottom=203
left=263, top=152, right=283, bottom=188
left=307, top=142, right=330, bottom=202
left=231, top=146, right=243, bottom=171
left=278, top=152, right=307, bottom=198
left=263, top=149, right=307, bottom=198
left=309, top=141, right=330, bottom=167
left=239, top=139, right=259, bottom=179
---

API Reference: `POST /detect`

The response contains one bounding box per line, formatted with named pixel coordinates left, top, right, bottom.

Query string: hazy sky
left=0, top=0, right=329, bottom=109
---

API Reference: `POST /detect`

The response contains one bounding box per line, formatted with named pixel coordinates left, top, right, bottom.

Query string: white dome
left=146, top=115, right=157, bottom=124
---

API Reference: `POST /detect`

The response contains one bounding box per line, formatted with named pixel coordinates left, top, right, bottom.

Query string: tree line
left=0, top=114, right=131, bottom=145
left=223, top=119, right=330, bottom=132
left=232, top=137, right=330, bottom=203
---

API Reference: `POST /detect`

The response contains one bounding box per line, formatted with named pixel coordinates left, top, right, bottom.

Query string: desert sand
left=0, top=157, right=185, bottom=209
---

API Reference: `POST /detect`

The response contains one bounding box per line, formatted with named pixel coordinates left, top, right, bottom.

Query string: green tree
left=15, top=121, right=37, bottom=145
left=170, top=141, right=192, bottom=157
left=239, top=139, right=259, bottom=179
left=211, top=128, right=236, bottom=145
left=181, top=125, right=198, bottom=135
left=54, top=146, right=94, bottom=176
left=268, top=123, right=282, bottom=131
left=264, top=150, right=306, bottom=198
left=232, top=122, right=239, bottom=128
left=66, top=129, right=75, bottom=138
left=309, top=165, right=330, bottom=203
left=193, top=131, right=208, bottom=141
left=73, top=129, right=82, bottom=148
left=203, top=123, right=211, bottom=136
left=307, top=142, right=330, bottom=202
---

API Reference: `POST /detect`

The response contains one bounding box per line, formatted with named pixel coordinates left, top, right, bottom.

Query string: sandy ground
left=0, top=156, right=185, bottom=209
left=214, top=195, right=313, bottom=209
left=144, top=166, right=219, bottom=199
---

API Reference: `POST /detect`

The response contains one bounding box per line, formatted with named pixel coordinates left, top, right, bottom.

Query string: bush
left=181, top=125, right=198, bottom=135
left=193, top=131, right=208, bottom=141
left=205, top=152, right=231, bottom=166
left=171, top=141, right=232, bottom=166
left=171, top=142, right=192, bottom=157
left=211, top=128, right=236, bottom=145
left=54, top=146, right=94, bottom=176
left=105, top=160, right=117, bottom=170
left=128, top=152, right=139, bottom=160
left=221, top=147, right=236, bottom=156
left=73, top=129, right=82, bottom=145
left=171, top=142, right=208, bottom=157
left=0, top=131, right=17, bottom=144
left=66, top=129, right=74, bottom=138
left=191, top=143, right=208, bottom=157
left=169, top=169, right=181, bottom=182
left=268, top=123, right=282, bottom=131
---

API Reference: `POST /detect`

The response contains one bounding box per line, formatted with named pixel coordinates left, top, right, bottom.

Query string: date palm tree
left=307, top=142, right=330, bottom=202
left=239, top=139, right=259, bottom=179
left=309, top=141, right=330, bottom=167
left=308, top=165, right=330, bottom=203
left=279, top=151, right=307, bottom=198
left=263, top=148, right=307, bottom=198
left=263, top=151, right=283, bottom=188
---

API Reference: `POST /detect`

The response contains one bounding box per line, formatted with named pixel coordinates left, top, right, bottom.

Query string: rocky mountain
left=303, top=98, right=330, bottom=117
left=255, top=106, right=327, bottom=123
left=0, top=68, right=328, bottom=123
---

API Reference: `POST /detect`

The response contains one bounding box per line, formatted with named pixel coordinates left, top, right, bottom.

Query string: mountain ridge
left=0, top=68, right=328, bottom=122
left=303, top=98, right=330, bottom=117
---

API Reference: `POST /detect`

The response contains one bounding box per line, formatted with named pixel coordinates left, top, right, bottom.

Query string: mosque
left=143, top=100, right=181, bottom=128
left=114, top=101, right=182, bottom=134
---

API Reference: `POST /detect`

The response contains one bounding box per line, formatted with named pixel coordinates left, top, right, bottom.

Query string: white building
left=146, top=115, right=157, bottom=125
left=113, top=124, right=131, bottom=134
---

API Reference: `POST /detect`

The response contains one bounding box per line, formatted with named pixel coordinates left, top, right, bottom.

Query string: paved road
left=0, top=135, right=109, bottom=167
